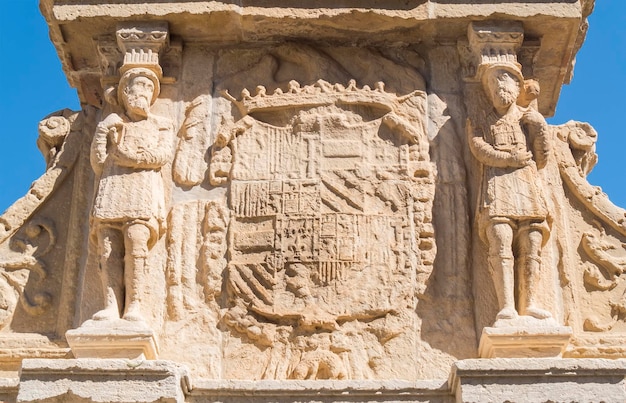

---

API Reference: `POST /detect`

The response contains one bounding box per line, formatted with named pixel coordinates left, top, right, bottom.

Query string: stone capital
left=468, top=20, right=524, bottom=67
left=116, top=21, right=169, bottom=77
left=98, top=21, right=175, bottom=91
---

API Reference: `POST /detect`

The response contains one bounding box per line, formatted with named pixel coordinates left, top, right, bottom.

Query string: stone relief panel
left=172, top=95, right=212, bottom=187
left=142, top=42, right=477, bottom=379
left=17, top=18, right=624, bottom=378
left=0, top=107, right=96, bottom=371
left=3, top=3, right=624, bottom=392
left=462, top=21, right=626, bottom=358
left=464, top=22, right=562, bottom=331
left=65, top=24, right=176, bottom=363
left=213, top=79, right=434, bottom=380
left=549, top=121, right=626, bottom=358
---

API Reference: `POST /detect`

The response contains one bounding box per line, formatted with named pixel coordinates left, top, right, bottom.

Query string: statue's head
left=118, top=67, right=161, bottom=118
left=481, top=63, right=524, bottom=110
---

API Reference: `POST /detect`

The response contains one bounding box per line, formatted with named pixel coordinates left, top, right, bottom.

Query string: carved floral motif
left=0, top=218, right=55, bottom=330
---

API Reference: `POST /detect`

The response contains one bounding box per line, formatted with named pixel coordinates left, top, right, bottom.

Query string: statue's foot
left=92, top=308, right=119, bottom=321
left=123, top=303, right=145, bottom=322
left=526, top=306, right=552, bottom=319
left=496, top=307, right=518, bottom=320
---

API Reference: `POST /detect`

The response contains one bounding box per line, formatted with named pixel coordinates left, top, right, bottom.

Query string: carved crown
left=116, top=22, right=169, bottom=77
left=466, top=21, right=525, bottom=82
left=222, top=79, right=420, bottom=116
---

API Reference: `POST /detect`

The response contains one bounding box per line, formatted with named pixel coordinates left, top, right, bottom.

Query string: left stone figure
left=90, top=67, right=173, bottom=323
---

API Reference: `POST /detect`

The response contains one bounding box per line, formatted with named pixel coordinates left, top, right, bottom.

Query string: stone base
left=16, top=359, right=189, bottom=403
left=3, top=358, right=626, bottom=402
left=0, top=377, right=18, bottom=403
left=188, top=380, right=452, bottom=403
left=66, top=319, right=159, bottom=360
left=479, top=317, right=572, bottom=358
left=0, top=333, right=69, bottom=373
left=450, top=358, right=626, bottom=403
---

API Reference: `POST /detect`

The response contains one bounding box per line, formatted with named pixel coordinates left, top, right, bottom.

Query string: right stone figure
left=467, top=61, right=552, bottom=323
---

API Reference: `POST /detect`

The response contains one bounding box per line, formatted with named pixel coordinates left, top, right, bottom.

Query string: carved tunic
left=469, top=108, right=548, bottom=220
left=91, top=114, right=173, bottom=229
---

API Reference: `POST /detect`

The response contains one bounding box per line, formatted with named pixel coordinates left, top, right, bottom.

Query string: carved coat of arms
left=210, top=80, right=435, bottom=379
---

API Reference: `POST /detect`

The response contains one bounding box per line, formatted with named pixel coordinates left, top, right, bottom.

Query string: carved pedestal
left=66, top=319, right=158, bottom=360
left=479, top=320, right=572, bottom=358
left=16, top=359, right=189, bottom=403
left=450, top=358, right=626, bottom=403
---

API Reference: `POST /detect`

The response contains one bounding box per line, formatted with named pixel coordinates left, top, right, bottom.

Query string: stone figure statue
left=468, top=62, right=552, bottom=322
left=90, top=66, right=173, bottom=322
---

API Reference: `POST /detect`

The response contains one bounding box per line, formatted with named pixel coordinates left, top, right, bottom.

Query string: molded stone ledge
left=10, top=358, right=626, bottom=402
left=17, top=359, right=190, bottom=403
left=450, top=358, right=626, bottom=403
left=44, top=1, right=584, bottom=21
left=0, top=377, right=19, bottom=403
left=0, top=333, right=70, bottom=373
left=187, top=379, right=453, bottom=403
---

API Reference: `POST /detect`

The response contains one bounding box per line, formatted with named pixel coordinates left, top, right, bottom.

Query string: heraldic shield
left=211, top=80, right=436, bottom=380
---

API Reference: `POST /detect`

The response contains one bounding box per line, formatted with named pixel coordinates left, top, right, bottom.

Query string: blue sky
left=0, top=2, right=624, bottom=213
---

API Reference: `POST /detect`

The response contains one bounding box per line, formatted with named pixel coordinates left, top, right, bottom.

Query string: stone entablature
left=41, top=0, right=592, bottom=116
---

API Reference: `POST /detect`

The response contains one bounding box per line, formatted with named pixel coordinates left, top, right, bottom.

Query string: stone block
left=186, top=379, right=453, bottom=403
left=450, top=358, right=626, bottom=403
left=0, top=377, right=18, bottom=403
left=66, top=319, right=159, bottom=360
left=16, top=359, right=189, bottom=403
left=479, top=324, right=573, bottom=358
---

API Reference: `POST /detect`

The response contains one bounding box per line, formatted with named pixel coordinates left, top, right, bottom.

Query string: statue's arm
left=90, top=121, right=110, bottom=175
left=522, top=109, right=550, bottom=169
left=111, top=119, right=173, bottom=169
left=133, top=121, right=174, bottom=169
left=467, top=118, right=527, bottom=168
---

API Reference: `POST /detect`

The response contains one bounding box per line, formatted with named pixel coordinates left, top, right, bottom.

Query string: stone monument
left=1, top=1, right=626, bottom=402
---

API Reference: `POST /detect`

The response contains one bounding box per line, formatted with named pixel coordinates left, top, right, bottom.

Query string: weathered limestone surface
left=2, top=0, right=626, bottom=401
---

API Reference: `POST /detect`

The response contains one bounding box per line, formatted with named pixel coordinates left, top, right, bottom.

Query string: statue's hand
left=101, top=113, right=124, bottom=129
left=100, top=114, right=124, bottom=141
left=511, top=149, right=533, bottom=167
left=136, top=146, right=157, bottom=165
left=522, top=109, right=546, bottom=128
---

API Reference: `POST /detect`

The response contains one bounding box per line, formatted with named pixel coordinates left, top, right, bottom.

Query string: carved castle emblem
left=212, top=80, right=435, bottom=379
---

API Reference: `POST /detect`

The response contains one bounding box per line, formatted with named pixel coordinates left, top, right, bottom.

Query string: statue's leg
left=93, top=225, right=124, bottom=321
left=122, top=222, right=151, bottom=322
left=519, top=225, right=551, bottom=319
left=486, top=220, right=517, bottom=320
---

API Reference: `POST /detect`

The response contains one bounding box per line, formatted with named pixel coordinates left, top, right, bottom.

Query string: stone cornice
left=39, top=1, right=592, bottom=116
